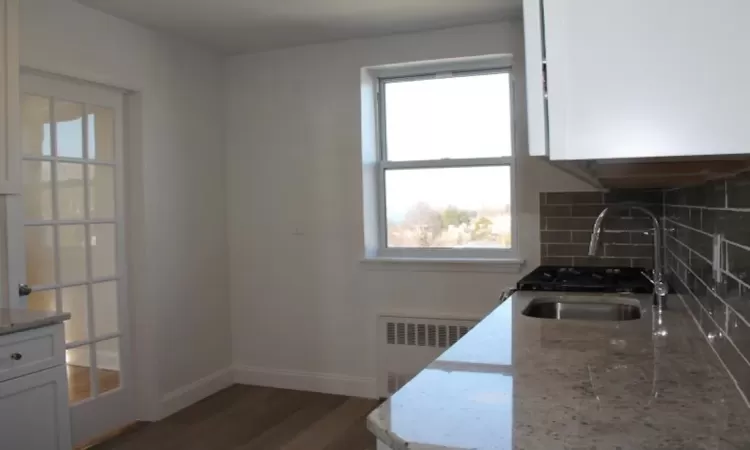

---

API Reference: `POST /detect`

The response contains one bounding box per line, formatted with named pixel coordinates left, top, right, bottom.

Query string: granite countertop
left=367, top=292, right=750, bottom=449
left=0, top=308, right=70, bottom=336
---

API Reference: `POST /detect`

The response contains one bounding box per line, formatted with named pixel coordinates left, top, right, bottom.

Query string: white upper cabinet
left=0, top=0, right=20, bottom=193
left=525, top=0, right=750, bottom=160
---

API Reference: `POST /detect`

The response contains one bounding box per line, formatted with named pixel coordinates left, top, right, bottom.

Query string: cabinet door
left=544, top=0, right=750, bottom=160
left=523, top=0, right=548, bottom=157
left=0, top=0, right=20, bottom=193
left=0, top=365, right=72, bottom=450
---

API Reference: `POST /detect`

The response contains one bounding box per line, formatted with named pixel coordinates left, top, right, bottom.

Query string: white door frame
left=14, top=71, right=136, bottom=445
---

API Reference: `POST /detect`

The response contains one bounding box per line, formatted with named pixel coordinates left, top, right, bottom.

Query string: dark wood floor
left=88, top=385, right=380, bottom=450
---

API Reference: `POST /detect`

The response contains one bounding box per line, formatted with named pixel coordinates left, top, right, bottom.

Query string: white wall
left=20, top=0, right=231, bottom=418
left=226, top=20, right=593, bottom=396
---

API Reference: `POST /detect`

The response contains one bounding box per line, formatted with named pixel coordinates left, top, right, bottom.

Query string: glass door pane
left=21, top=93, right=123, bottom=406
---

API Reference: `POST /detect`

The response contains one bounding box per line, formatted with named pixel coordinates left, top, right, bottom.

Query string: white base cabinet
left=0, top=365, right=72, bottom=450
left=0, top=324, right=71, bottom=450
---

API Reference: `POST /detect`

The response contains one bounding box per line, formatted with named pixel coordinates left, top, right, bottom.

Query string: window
left=373, top=66, right=517, bottom=259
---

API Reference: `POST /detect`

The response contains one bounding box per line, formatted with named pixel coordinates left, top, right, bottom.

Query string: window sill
left=360, top=257, right=525, bottom=273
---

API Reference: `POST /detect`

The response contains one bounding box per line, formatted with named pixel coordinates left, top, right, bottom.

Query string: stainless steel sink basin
left=522, top=297, right=642, bottom=321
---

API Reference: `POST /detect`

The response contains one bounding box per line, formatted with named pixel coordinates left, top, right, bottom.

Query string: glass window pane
left=61, top=286, right=88, bottom=343
left=66, top=345, right=92, bottom=404
left=385, top=166, right=512, bottom=249
left=23, top=160, right=53, bottom=221
left=91, top=224, right=116, bottom=279
left=57, top=162, right=85, bottom=220
left=89, top=165, right=115, bottom=219
left=95, top=338, right=121, bottom=395
left=383, top=73, right=512, bottom=161
left=22, top=95, right=52, bottom=156
left=25, top=226, right=55, bottom=286
left=88, top=106, right=115, bottom=162
left=92, top=281, right=118, bottom=336
left=59, top=225, right=86, bottom=284
left=54, top=100, right=84, bottom=159
left=27, top=289, right=55, bottom=312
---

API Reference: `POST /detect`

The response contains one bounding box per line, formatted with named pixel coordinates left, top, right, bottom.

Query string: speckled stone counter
left=367, top=292, right=750, bottom=449
left=0, top=308, right=70, bottom=336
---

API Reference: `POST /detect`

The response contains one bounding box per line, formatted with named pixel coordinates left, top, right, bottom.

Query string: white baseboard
left=159, top=367, right=233, bottom=419
left=233, top=365, right=377, bottom=399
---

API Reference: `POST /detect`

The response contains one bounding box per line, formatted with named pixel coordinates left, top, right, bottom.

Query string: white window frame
left=371, top=58, right=519, bottom=261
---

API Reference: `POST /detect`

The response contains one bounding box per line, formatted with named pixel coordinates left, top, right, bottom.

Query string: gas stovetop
left=516, top=266, right=655, bottom=294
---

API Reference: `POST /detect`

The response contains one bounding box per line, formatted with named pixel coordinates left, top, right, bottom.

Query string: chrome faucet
left=588, top=203, right=668, bottom=310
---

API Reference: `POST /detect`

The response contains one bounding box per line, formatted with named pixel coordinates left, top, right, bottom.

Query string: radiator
left=376, top=314, right=479, bottom=397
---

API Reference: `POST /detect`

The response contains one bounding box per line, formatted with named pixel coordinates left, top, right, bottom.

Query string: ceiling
left=76, top=0, right=522, bottom=55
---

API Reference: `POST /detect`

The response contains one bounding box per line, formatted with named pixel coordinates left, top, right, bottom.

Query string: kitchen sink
left=522, top=297, right=642, bottom=321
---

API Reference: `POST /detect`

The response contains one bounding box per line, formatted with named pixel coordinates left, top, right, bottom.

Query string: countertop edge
left=0, top=311, right=71, bottom=337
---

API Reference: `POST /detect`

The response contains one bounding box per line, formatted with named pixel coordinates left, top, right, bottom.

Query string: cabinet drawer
left=0, top=324, right=65, bottom=382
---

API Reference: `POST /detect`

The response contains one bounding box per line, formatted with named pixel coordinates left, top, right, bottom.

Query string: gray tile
left=675, top=206, right=691, bottom=225
left=540, top=231, right=571, bottom=244
left=726, top=242, right=750, bottom=285
left=688, top=207, right=702, bottom=229
left=570, top=205, right=607, bottom=218
left=603, top=244, right=653, bottom=258
left=572, top=230, right=630, bottom=244
left=630, top=231, right=653, bottom=244
left=605, top=217, right=655, bottom=232
left=680, top=292, right=748, bottom=396
left=694, top=255, right=714, bottom=289
left=684, top=184, right=708, bottom=207
left=705, top=179, right=727, bottom=208
left=546, top=243, right=589, bottom=257
left=604, top=189, right=662, bottom=204
left=665, top=205, right=680, bottom=221
left=572, top=256, right=632, bottom=267
left=681, top=228, right=713, bottom=263
left=701, top=208, right=721, bottom=234
left=678, top=277, right=705, bottom=324
left=673, top=187, right=688, bottom=206
left=717, top=210, right=750, bottom=248
left=546, top=217, right=596, bottom=231
left=571, top=231, right=593, bottom=243
left=664, top=189, right=680, bottom=205
left=630, top=257, right=654, bottom=270
left=727, top=171, right=750, bottom=209
left=703, top=291, right=728, bottom=334
left=603, top=231, right=633, bottom=245
left=545, top=191, right=604, bottom=205
left=717, top=277, right=750, bottom=325
left=540, top=205, right=572, bottom=217
left=541, top=256, right=573, bottom=266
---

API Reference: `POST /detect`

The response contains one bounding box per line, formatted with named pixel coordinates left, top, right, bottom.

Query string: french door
left=12, top=72, right=134, bottom=446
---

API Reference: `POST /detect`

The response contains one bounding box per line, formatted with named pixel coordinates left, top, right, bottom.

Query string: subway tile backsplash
left=539, top=190, right=661, bottom=269
left=664, top=174, right=750, bottom=402
left=541, top=173, right=750, bottom=404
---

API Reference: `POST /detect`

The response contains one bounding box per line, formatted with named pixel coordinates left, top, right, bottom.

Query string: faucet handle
left=641, top=270, right=655, bottom=284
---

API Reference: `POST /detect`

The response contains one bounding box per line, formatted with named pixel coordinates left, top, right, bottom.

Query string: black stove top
left=517, top=266, right=655, bottom=294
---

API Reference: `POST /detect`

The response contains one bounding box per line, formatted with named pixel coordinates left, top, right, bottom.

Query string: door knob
left=18, top=284, right=31, bottom=297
